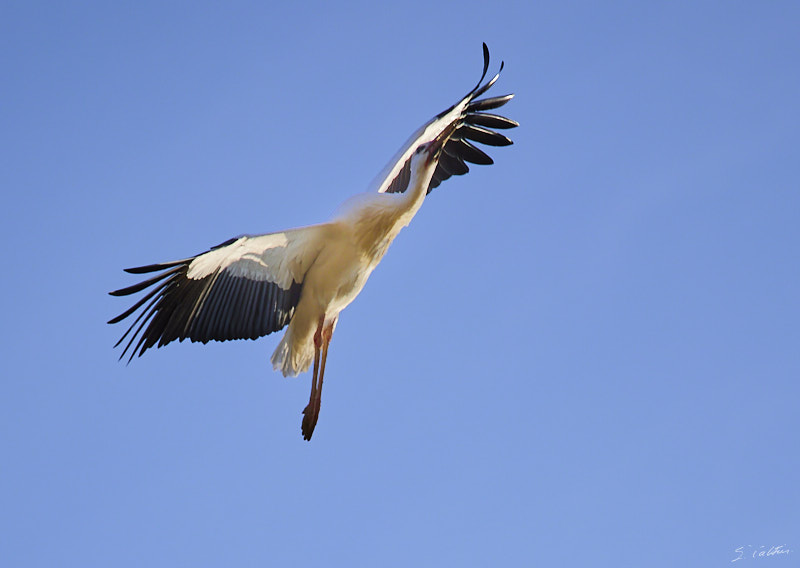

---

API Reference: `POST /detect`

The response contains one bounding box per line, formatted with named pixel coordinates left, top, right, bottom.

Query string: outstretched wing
left=372, top=43, right=518, bottom=196
left=109, top=225, right=327, bottom=362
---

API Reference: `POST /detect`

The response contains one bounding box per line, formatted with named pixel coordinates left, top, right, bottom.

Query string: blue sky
left=2, top=2, right=799, bottom=566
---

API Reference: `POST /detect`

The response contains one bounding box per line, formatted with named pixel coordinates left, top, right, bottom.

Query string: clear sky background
left=2, top=2, right=798, bottom=566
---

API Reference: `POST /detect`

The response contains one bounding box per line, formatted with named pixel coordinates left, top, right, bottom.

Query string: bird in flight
left=109, top=43, right=517, bottom=440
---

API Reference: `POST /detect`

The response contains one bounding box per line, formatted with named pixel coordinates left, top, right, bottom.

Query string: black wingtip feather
left=123, top=259, right=189, bottom=274
left=460, top=125, right=513, bottom=147
left=469, top=43, right=492, bottom=97
left=447, top=139, right=493, bottom=165
left=466, top=112, right=519, bottom=130
left=469, top=94, right=515, bottom=112
left=109, top=266, right=183, bottom=297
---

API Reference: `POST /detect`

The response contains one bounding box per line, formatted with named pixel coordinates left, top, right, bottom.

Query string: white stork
left=110, top=43, right=517, bottom=440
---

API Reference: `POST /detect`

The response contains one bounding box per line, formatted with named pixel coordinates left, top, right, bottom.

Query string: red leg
left=301, top=317, right=336, bottom=440
left=301, top=316, right=324, bottom=440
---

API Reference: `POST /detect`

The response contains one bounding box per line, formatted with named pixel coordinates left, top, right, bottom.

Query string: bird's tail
left=271, top=332, right=313, bottom=377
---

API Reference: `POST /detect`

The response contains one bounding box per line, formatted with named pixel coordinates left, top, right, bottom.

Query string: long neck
left=350, top=157, right=437, bottom=266
left=395, top=156, right=436, bottom=222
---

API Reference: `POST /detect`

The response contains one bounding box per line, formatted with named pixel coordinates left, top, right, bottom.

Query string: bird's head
left=425, top=122, right=459, bottom=162
left=412, top=140, right=440, bottom=168
left=414, top=122, right=457, bottom=167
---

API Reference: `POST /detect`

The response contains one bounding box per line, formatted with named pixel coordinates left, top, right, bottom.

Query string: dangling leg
left=301, top=317, right=336, bottom=440
left=302, top=316, right=324, bottom=440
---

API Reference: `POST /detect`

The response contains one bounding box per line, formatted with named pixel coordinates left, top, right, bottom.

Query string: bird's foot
left=301, top=403, right=320, bottom=441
